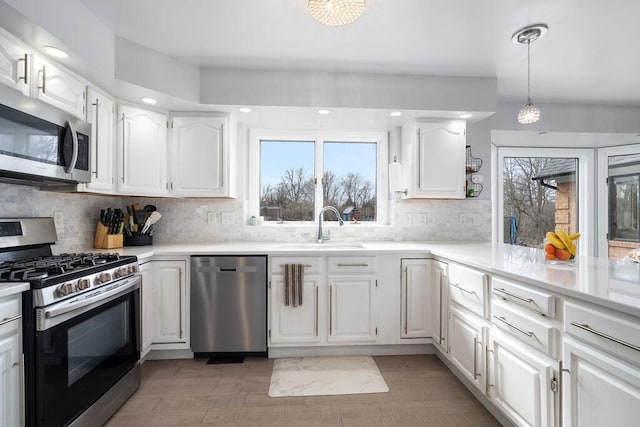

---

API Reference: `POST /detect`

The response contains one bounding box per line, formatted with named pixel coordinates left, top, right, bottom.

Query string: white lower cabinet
left=327, top=275, right=377, bottom=343
left=400, top=259, right=431, bottom=339
left=150, top=260, right=188, bottom=347
left=562, top=337, right=640, bottom=427
left=0, top=292, right=22, bottom=427
left=432, top=260, right=448, bottom=351
left=269, top=275, right=322, bottom=345
left=139, top=261, right=154, bottom=357
left=488, top=330, right=556, bottom=427
left=448, top=306, right=487, bottom=391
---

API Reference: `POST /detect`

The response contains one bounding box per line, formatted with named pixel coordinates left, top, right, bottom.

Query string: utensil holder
left=124, top=234, right=153, bottom=246
left=94, top=222, right=123, bottom=249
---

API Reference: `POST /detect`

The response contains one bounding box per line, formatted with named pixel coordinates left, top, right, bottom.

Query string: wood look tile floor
left=105, top=355, right=501, bottom=427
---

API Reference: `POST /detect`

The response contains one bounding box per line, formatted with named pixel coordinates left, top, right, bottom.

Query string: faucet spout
left=318, top=206, right=344, bottom=243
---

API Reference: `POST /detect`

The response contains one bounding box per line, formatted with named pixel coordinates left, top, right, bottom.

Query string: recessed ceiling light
left=141, top=97, right=157, bottom=105
left=317, top=109, right=330, bottom=115
left=459, top=113, right=472, bottom=119
left=42, top=46, right=68, bottom=59
left=239, top=107, right=252, bottom=113
left=390, top=112, right=402, bottom=117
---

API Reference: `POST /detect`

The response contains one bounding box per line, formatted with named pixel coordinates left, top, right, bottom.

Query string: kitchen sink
left=279, top=242, right=365, bottom=249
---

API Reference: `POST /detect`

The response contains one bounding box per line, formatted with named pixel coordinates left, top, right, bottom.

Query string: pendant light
left=309, top=0, right=366, bottom=26
left=512, top=24, right=548, bottom=124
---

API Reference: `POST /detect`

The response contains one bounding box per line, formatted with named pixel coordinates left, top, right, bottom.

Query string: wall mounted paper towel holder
left=389, top=156, right=407, bottom=196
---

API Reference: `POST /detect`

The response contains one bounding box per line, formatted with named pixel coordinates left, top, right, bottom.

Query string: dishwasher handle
left=198, top=266, right=258, bottom=273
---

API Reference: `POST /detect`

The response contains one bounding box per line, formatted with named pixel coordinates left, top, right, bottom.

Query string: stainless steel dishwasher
left=190, top=255, right=267, bottom=354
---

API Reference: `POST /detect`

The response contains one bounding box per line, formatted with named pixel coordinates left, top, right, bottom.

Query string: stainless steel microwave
left=0, top=84, right=91, bottom=186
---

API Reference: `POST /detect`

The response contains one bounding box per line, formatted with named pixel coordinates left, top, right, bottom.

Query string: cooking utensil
left=144, top=205, right=157, bottom=214
left=141, top=211, right=161, bottom=235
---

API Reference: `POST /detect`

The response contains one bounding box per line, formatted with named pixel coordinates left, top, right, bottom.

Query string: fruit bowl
left=544, top=230, right=580, bottom=264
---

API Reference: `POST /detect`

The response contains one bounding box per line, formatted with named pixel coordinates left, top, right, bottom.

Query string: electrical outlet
left=53, top=211, right=64, bottom=229
left=207, top=211, right=217, bottom=224
left=221, top=211, right=234, bottom=225
left=458, top=213, right=467, bottom=225
left=414, top=213, right=427, bottom=226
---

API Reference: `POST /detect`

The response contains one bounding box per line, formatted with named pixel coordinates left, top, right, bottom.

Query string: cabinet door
left=117, top=105, right=168, bottom=196
left=139, top=262, right=154, bottom=357
left=432, top=260, right=448, bottom=352
left=31, top=55, right=86, bottom=118
left=488, top=330, right=555, bottom=427
left=401, top=259, right=431, bottom=339
left=270, top=275, right=322, bottom=345
left=327, top=275, right=376, bottom=343
left=79, top=87, right=114, bottom=193
left=449, top=306, right=486, bottom=391
left=409, top=121, right=466, bottom=199
left=170, top=116, right=228, bottom=197
left=0, top=30, right=29, bottom=95
left=563, top=337, right=640, bottom=427
left=152, top=261, right=186, bottom=344
left=0, top=322, right=21, bottom=427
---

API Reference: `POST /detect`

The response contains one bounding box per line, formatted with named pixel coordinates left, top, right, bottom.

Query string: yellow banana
left=568, top=232, right=581, bottom=240
left=546, top=231, right=566, bottom=250
left=556, top=230, right=576, bottom=256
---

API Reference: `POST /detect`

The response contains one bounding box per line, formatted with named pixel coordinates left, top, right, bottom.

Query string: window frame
left=608, top=173, right=640, bottom=243
left=494, top=147, right=594, bottom=256
left=249, top=129, right=389, bottom=224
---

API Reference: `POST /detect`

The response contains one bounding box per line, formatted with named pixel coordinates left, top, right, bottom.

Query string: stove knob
left=95, top=272, right=111, bottom=285
left=128, top=264, right=138, bottom=274
left=56, top=282, right=75, bottom=297
left=77, top=278, right=91, bottom=290
left=114, top=267, right=127, bottom=278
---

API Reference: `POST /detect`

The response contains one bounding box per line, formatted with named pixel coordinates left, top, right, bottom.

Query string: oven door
left=34, top=276, right=140, bottom=426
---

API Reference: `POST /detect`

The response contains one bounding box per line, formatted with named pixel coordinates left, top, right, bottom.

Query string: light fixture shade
left=309, top=0, right=366, bottom=26
left=517, top=100, right=541, bottom=124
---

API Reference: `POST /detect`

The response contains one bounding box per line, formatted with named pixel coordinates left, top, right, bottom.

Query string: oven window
left=68, top=300, right=130, bottom=385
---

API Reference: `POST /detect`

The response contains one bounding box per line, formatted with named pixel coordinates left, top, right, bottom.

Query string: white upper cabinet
left=402, top=120, right=466, bottom=199
left=78, top=87, right=115, bottom=193
left=0, top=30, right=30, bottom=96
left=31, top=54, right=86, bottom=119
left=117, top=104, right=168, bottom=196
left=169, top=115, right=235, bottom=197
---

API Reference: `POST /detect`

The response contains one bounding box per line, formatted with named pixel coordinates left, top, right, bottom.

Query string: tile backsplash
left=0, top=183, right=491, bottom=252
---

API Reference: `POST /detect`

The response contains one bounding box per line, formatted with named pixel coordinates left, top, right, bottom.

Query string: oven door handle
left=44, top=275, right=140, bottom=320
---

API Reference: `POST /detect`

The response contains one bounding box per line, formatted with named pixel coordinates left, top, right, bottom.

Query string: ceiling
left=79, top=0, right=640, bottom=105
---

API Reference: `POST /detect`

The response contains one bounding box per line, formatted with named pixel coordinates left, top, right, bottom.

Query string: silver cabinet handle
left=92, top=98, right=99, bottom=177
left=314, top=285, right=319, bottom=337
left=0, top=315, right=21, bottom=326
left=179, top=268, right=183, bottom=339
left=37, top=64, right=46, bottom=93
left=336, top=263, right=369, bottom=267
left=570, top=321, right=640, bottom=352
left=121, top=113, right=126, bottom=183
left=473, top=336, right=479, bottom=379
left=329, top=285, right=333, bottom=336
left=403, top=267, right=408, bottom=334
left=493, top=288, right=534, bottom=304
left=493, top=315, right=535, bottom=337
left=18, top=53, right=28, bottom=84
left=450, top=282, right=476, bottom=295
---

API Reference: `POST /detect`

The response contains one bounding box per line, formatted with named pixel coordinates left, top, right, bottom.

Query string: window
left=251, top=131, right=387, bottom=224
left=496, top=147, right=593, bottom=255
left=609, top=172, right=639, bottom=242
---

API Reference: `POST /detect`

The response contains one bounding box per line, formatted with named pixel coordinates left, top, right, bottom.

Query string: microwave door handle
left=64, top=121, right=79, bottom=174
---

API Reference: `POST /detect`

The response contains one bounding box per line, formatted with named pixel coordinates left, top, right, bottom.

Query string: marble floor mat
left=268, top=356, right=389, bottom=397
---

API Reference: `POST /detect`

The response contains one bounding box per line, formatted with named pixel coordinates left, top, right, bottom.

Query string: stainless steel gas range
left=0, top=218, right=141, bottom=427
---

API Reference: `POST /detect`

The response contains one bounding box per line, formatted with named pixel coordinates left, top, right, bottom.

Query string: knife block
left=94, top=222, right=123, bottom=249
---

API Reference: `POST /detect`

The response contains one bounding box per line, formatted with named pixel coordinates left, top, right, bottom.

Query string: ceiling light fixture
left=512, top=24, right=548, bottom=124
left=390, top=111, right=402, bottom=117
left=141, top=97, right=157, bottom=105
left=42, top=45, right=68, bottom=59
left=308, top=0, right=366, bottom=26
left=239, top=107, right=252, bottom=113
left=317, top=109, right=330, bottom=115
left=459, top=113, right=472, bottom=119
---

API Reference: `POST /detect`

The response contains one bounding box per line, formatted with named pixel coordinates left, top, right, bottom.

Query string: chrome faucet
left=318, top=206, right=344, bottom=243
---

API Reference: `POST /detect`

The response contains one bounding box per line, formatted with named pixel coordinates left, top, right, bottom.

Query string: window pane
left=323, top=141, right=377, bottom=222
left=503, top=157, right=578, bottom=248
left=260, top=140, right=315, bottom=221
left=607, top=153, right=640, bottom=259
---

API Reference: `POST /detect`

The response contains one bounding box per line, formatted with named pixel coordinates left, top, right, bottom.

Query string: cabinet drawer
left=327, top=257, right=375, bottom=274
left=492, top=277, right=556, bottom=317
left=0, top=294, right=21, bottom=324
left=492, top=299, right=557, bottom=358
left=271, top=257, right=322, bottom=275
left=565, top=301, right=640, bottom=363
left=448, top=263, right=486, bottom=317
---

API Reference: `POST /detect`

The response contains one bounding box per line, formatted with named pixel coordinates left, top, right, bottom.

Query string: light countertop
left=85, top=241, right=640, bottom=317
left=0, top=282, right=30, bottom=299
